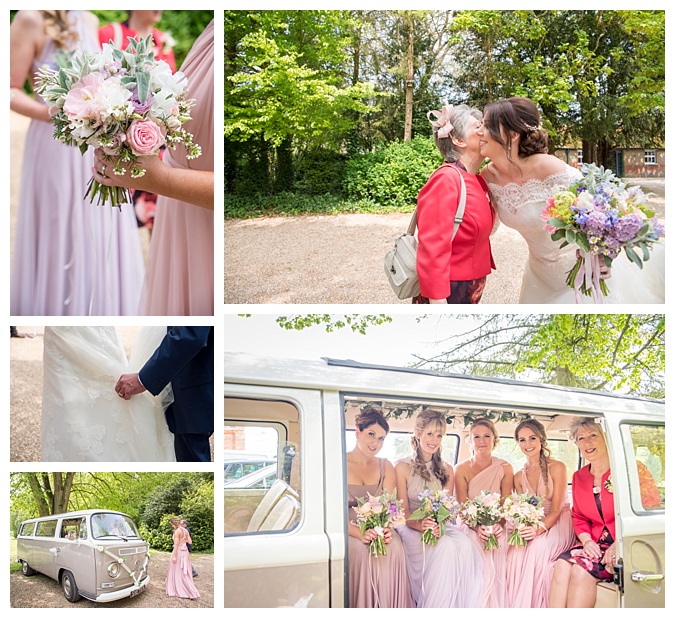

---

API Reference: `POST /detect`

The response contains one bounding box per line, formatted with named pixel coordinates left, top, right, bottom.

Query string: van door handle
left=631, top=571, right=664, bottom=583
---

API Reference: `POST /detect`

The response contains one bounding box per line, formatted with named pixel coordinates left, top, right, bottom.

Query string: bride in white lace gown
left=41, top=326, right=175, bottom=462
left=479, top=97, right=664, bottom=304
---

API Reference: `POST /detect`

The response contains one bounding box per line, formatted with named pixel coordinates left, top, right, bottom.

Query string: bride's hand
left=576, top=249, right=611, bottom=280
left=115, top=373, right=148, bottom=400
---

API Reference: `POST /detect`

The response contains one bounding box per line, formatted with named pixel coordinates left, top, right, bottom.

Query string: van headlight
left=107, top=562, right=121, bottom=578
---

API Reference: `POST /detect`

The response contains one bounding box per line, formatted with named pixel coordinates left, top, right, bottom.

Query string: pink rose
left=126, top=118, right=165, bottom=156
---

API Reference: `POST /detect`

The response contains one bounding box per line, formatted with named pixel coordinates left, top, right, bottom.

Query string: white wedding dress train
left=41, top=326, right=175, bottom=462
left=488, top=165, right=665, bottom=304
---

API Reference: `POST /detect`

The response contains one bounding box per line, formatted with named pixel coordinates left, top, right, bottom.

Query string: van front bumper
left=94, top=575, right=151, bottom=603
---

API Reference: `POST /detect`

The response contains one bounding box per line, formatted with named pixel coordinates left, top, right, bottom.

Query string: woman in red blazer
left=549, top=418, right=616, bottom=607
left=414, top=104, right=495, bottom=304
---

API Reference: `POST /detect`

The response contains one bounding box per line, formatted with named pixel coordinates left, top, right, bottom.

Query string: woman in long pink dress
left=455, top=417, right=514, bottom=608
left=10, top=10, right=144, bottom=316
left=166, top=516, right=200, bottom=599
left=92, top=20, right=214, bottom=316
left=506, top=419, right=575, bottom=607
left=347, top=408, right=412, bottom=608
left=396, top=410, right=483, bottom=607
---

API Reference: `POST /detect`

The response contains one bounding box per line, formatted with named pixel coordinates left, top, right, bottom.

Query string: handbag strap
left=408, top=163, right=467, bottom=238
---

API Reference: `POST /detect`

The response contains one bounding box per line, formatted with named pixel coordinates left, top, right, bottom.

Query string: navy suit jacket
left=139, top=326, right=214, bottom=435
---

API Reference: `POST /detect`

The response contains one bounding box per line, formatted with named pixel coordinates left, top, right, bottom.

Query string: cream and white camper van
left=17, top=509, right=150, bottom=603
left=224, top=353, right=665, bottom=608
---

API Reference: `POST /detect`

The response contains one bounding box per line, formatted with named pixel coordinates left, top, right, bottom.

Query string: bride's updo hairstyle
left=428, top=104, right=483, bottom=163
left=514, top=418, right=552, bottom=485
left=40, top=11, right=78, bottom=49
left=355, top=406, right=390, bottom=435
left=411, top=409, right=448, bottom=486
left=483, top=96, right=549, bottom=160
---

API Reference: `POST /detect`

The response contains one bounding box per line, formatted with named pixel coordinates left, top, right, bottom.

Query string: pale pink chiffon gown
left=10, top=10, right=144, bottom=316
left=397, top=459, right=484, bottom=607
left=506, top=463, right=576, bottom=607
left=347, top=459, right=413, bottom=608
left=139, top=20, right=214, bottom=316
left=459, top=457, right=509, bottom=608
left=166, top=527, right=199, bottom=599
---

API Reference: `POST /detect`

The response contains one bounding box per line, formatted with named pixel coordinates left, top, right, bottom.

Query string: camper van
left=16, top=509, right=150, bottom=603
left=224, top=353, right=665, bottom=608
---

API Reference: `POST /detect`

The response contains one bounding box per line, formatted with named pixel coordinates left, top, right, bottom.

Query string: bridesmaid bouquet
left=541, top=163, right=664, bottom=303
left=408, top=487, right=460, bottom=545
left=351, top=490, right=406, bottom=558
left=459, top=490, right=503, bottom=550
left=502, top=492, right=545, bottom=546
left=35, top=36, right=201, bottom=209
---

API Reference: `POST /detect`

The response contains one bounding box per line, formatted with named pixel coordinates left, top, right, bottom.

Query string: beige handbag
left=384, top=165, right=467, bottom=300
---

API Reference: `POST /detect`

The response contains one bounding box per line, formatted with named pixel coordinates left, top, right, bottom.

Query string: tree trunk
left=274, top=135, right=294, bottom=193
left=404, top=19, right=414, bottom=142
left=27, top=472, right=75, bottom=516
left=582, top=140, right=598, bottom=165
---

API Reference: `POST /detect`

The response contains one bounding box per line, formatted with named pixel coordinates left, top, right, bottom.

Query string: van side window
left=18, top=522, right=36, bottom=537
left=621, top=423, right=665, bottom=512
left=61, top=517, right=87, bottom=540
left=35, top=520, right=57, bottom=537
left=225, top=399, right=302, bottom=535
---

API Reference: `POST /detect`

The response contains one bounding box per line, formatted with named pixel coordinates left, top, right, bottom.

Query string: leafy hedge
left=342, top=136, right=442, bottom=208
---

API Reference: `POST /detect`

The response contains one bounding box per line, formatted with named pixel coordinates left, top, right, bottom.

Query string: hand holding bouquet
left=541, top=163, right=664, bottom=302
left=460, top=490, right=503, bottom=550
left=502, top=492, right=545, bottom=546
left=351, top=490, right=406, bottom=558
left=408, top=487, right=460, bottom=545
left=36, top=36, right=201, bottom=209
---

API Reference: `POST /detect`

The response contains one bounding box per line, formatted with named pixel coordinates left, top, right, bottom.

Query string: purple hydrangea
left=611, top=213, right=643, bottom=242
left=582, top=210, right=610, bottom=235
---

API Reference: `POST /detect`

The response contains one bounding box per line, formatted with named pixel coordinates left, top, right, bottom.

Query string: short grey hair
left=569, top=417, right=604, bottom=442
left=431, top=104, right=483, bottom=163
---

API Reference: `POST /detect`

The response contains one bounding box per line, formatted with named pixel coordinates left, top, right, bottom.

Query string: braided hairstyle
left=410, top=409, right=448, bottom=487
left=483, top=96, right=548, bottom=161
left=40, top=11, right=78, bottom=49
left=515, top=418, right=552, bottom=485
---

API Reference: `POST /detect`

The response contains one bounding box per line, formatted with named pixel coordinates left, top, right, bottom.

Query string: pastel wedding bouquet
left=351, top=490, right=406, bottom=558
left=408, top=487, right=461, bottom=545
left=541, top=163, right=664, bottom=302
left=36, top=36, right=201, bottom=209
left=460, top=490, right=503, bottom=550
left=502, top=492, right=545, bottom=546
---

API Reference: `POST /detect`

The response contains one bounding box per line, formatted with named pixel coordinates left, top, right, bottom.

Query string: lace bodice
left=488, top=166, right=582, bottom=261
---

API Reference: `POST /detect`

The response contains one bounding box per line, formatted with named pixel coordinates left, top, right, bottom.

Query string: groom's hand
left=115, top=373, right=147, bottom=400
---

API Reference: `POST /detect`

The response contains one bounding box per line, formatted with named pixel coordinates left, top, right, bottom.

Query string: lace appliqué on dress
left=488, top=168, right=582, bottom=216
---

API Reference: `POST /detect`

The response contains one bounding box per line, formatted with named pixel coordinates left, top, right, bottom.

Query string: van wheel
left=61, top=570, right=81, bottom=602
left=21, top=561, right=36, bottom=576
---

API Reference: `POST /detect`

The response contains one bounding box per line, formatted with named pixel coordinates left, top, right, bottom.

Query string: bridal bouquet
left=459, top=490, right=503, bottom=550
left=408, top=487, right=460, bottom=545
left=541, top=163, right=664, bottom=302
left=351, top=490, right=406, bottom=558
left=36, top=36, right=201, bottom=209
left=502, top=492, right=545, bottom=546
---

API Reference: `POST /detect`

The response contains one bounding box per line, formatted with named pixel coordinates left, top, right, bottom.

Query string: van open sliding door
left=224, top=385, right=345, bottom=608
left=604, top=416, right=665, bottom=608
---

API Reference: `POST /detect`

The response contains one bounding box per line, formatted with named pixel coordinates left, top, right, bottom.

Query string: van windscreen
left=91, top=513, right=140, bottom=539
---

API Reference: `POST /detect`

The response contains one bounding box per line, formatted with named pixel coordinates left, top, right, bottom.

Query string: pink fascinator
left=427, top=105, right=454, bottom=138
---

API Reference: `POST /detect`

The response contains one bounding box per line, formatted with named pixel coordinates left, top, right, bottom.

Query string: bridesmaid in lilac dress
left=347, top=408, right=413, bottom=608
left=10, top=10, right=144, bottom=316
left=506, top=419, right=576, bottom=607
left=166, top=516, right=200, bottom=599
left=455, top=417, right=514, bottom=608
left=396, top=410, right=484, bottom=607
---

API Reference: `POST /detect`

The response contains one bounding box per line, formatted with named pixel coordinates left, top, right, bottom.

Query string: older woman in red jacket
left=414, top=104, right=495, bottom=304
left=549, top=418, right=616, bottom=607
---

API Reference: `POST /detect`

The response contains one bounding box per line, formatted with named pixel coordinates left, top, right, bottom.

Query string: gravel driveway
left=10, top=550, right=213, bottom=608
left=224, top=181, right=664, bottom=305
